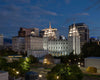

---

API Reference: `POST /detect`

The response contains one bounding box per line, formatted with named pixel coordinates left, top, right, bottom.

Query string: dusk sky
left=0, top=0, right=100, bottom=38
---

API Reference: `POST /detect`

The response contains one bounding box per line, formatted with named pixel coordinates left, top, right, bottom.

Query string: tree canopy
left=47, top=64, right=83, bottom=80
left=81, top=42, right=100, bottom=58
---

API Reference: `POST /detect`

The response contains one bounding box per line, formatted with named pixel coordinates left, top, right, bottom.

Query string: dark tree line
left=81, top=42, right=100, bottom=58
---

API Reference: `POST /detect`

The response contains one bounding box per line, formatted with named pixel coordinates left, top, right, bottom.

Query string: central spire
left=49, top=22, right=51, bottom=29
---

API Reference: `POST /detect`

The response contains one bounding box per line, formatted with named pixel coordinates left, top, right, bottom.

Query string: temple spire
left=73, top=23, right=75, bottom=28
left=49, top=22, right=51, bottom=29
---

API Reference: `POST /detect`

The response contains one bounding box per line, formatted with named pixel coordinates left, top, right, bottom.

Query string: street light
left=39, top=74, right=42, bottom=80
left=39, top=74, right=42, bottom=78
left=16, top=71, right=19, bottom=75
left=57, top=76, right=59, bottom=80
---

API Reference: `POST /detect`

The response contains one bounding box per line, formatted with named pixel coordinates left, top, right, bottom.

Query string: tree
left=81, top=42, right=100, bottom=57
left=0, top=49, right=17, bottom=56
left=60, top=52, right=79, bottom=65
left=28, top=55, right=39, bottom=64
left=19, top=58, right=30, bottom=75
left=0, top=57, right=7, bottom=70
left=47, top=64, right=83, bottom=80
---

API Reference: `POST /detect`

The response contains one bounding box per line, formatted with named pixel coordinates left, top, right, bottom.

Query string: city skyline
left=0, top=0, right=100, bottom=38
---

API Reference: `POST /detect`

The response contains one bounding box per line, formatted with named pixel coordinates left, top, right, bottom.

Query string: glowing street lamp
left=39, top=74, right=42, bottom=78
left=16, top=71, right=19, bottom=74
left=39, top=74, right=42, bottom=80
left=57, top=76, right=59, bottom=79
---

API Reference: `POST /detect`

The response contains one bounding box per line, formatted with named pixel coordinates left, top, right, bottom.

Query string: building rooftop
left=70, top=23, right=88, bottom=27
left=0, top=71, right=7, bottom=74
left=86, top=57, right=100, bottom=59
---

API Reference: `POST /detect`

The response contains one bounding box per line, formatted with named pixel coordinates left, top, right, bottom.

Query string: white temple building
left=68, top=24, right=80, bottom=55
left=43, top=23, right=81, bottom=56
left=42, top=22, right=59, bottom=39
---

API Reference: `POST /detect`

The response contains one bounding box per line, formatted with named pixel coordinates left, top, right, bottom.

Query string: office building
left=12, top=36, right=25, bottom=53
left=0, top=34, right=3, bottom=46
left=25, top=36, right=43, bottom=51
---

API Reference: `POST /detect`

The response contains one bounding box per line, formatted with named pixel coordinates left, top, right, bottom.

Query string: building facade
left=25, top=36, right=44, bottom=51
left=18, top=27, right=39, bottom=37
left=12, top=37, right=25, bottom=53
left=0, top=71, right=8, bottom=80
left=27, top=50, right=48, bottom=58
left=12, top=23, right=81, bottom=57
left=0, top=34, right=3, bottom=46
left=68, top=24, right=80, bottom=55
left=85, top=57, right=100, bottom=69
left=48, top=39, right=69, bottom=56
left=43, top=37, right=69, bottom=56
left=43, top=23, right=80, bottom=56
left=12, top=27, right=40, bottom=53
left=69, top=23, right=89, bottom=48
left=26, top=37, right=48, bottom=58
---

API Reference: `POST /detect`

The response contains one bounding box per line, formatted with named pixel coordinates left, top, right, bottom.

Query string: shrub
left=86, top=66, right=97, bottom=73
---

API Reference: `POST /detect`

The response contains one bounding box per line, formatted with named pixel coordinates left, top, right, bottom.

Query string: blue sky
left=0, top=0, right=100, bottom=38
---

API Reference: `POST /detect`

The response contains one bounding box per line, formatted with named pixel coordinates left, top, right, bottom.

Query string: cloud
left=29, top=6, right=58, bottom=16
left=76, top=13, right=89, bottom=16
left=40, top=9, right=58, bottom=16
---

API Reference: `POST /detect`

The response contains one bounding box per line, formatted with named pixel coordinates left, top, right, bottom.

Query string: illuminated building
left=68, top=24, right=80, bottom=55
left=69, top=23, right=89, bottom=48
left=43, top=23, right=81, bottom=56
left=43, top=38, right=69, bottom=56
left=25, top=36, right=43, bottom=51
left=43, top=37, right=69, bottom=56
left=41, top=23, right=59, bottom=39
left=26, top=36, right=48, bottom=58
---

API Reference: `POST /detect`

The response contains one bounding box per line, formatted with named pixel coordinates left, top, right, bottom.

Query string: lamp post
left=13, top=71, right=19, bottom=80
left=16, top=71, right=19, bottom=75
left=57, top=76, right=59, bottom=80
left=39, top=74, right=42, bottom=80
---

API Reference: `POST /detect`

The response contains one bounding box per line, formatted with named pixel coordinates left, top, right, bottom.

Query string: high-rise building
left=18, top=27, right=39, bottom=37
left=69, top=23, right=89, bottom=48
left=0, top=34, right=3, bottom=46
left=68, top=24, right=80, bottom=55
left=25, top=36, right=44, bottom=51
left=12, top=37, right=25, bottom=53
left=41, top=23, right=59, bottom=39
left=12, top=27, right=40, bottom=53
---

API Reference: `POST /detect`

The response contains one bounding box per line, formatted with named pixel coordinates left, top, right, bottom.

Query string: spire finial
left=49, top=22, right=51, bottom=29
left=73, top=23, right=75, bottom=27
